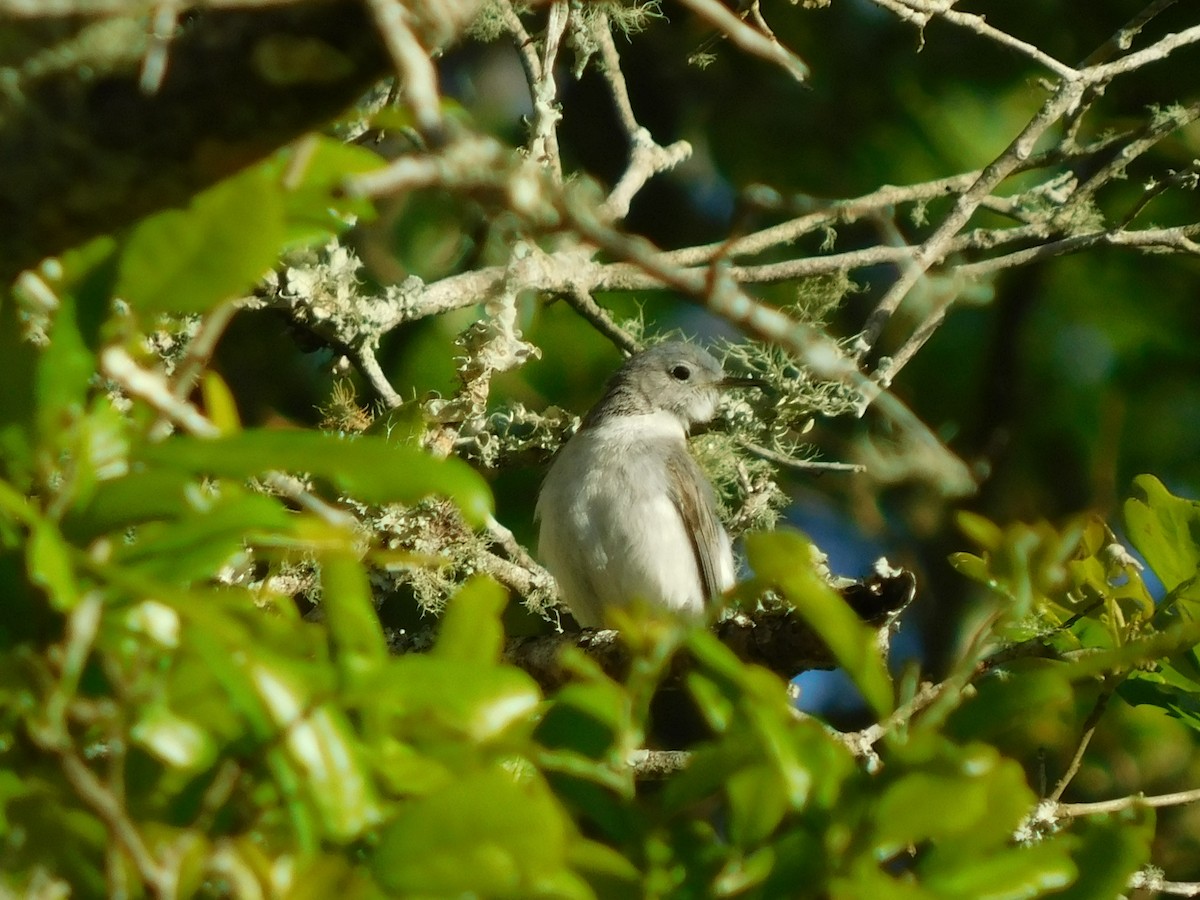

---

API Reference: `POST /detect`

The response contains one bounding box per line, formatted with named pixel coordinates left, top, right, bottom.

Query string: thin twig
left=739, top=440, right=865, bottom=474
left=1048, top=684, right=1113, bottom=803
left=139, top=0, right=179, bottom=94
left=365, top=0, right=445, bottom=135
left=856, top=78, right=1088, bottom=359
left=148, top=298, right=243, bottom=441
left=561, top=287, right=640, bottom=354
left=1057, top=785, right=1200, bottom=818
left=1080, top=0, right=1179, bottom=66
left=528, top=0, right=569, bottom=182
left=674, top=0, right=809, bottom=81
left=867, top=0, right=1077, bottom=78
left=592, top=12, right=693, bottom=220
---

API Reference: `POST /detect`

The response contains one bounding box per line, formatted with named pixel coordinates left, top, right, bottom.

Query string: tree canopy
left=3, top=0, right=1200, bottom=897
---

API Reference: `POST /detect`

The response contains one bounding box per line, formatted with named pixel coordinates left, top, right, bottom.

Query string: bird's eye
left=670, top=364, right=692, bottom=381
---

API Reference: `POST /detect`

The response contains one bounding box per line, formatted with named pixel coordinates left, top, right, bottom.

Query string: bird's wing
left=665, top=446, right=733, bottom=605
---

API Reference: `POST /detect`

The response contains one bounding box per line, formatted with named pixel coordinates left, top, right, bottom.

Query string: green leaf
left=0, top=769, right=28, bottom=833
left=320, top=550, right=388, bottom=687
left=27, top=520, right=80, bottom=610
left=874, top=770, right=990, bottom=856
left=948, top=663, right=1076, bottom=749
left=35, top=273, right=107, bottom=458
left=111, top=489, right=294, bottom=583
left=1124, top=474, right=1200, bottom=595
left=371, top=656, right=540, bottom=745
left=130, top=706, right=218, bottom=772
left=138, top=430, right=493, bottom=525
left=118, top=163, right=286, bottom=314
left=538, top=653, right=631, bottom=754
left=713, top=846, right=776, bottom=896
left=372, top=767, right=590, bottom=898
left=276, top=136, right=382, bottom=246
left=66, top=469, right=199, bottom=537
left=566, top=838, right=642, bottom=894
left=874, top=738, right=1035, bottom=857
left=0, top=294, right=39, bottom=487
left=248, top=658, right=383, bottom=843
left=745, top=529, right=893, bottom=717
left=1062, top=620, right=1200, bottom=681
left=1049, top=810, right=1152, bottom=900
left=1119, top=665, right=1200, bottom=732
left=725, top=763, right=788, bottom=848
left=920, top=837, right=1077, bottom=899
left=433, top=575, right=508, bottom=663
left=957, top=510, right=1004, bottom=550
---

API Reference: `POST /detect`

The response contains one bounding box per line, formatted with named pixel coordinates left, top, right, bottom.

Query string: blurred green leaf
left=832, top=859, right=938, bottom=900
left=371, top=655, right=540, bottom=746
left=66, top=469, right=200, bottom=537
left=118, top=163, right=286, bottom=314
left=535, top=651, right=632, bottom=761
left=565, top=838, right=642, bottom=896
left=745, top=529, right=893, bottom=717
left=138, top=430, right=493, bottom=525
left=35, top=288, right=100, bottom=461
left=0, top=769, right=27, bottom=833
left=251, top=664, right=383, bottom=842
left=372, top=767, right=590, bottom=899
left=276, top=136, right=382, bottom=246
left=131, top=705, right=218, bottom=773
left=68, top=400, right=132, bottom=512
left=919, top=837, right=1077, bottom=899
left=948, top=663, right=1076, bottom=750
left=712, top=846, right=776, bottom=896
left=1124, top=474, right=1200, bottom=596
left=433, top=575, right=507, bottom=663
left=1049, top=810, right=1152, bottom=900
left=725, top=763, right=788, bottom=848
left=0, top=295, right=38, bottom=487
left=957, top=510, right=1004, bottom=550
left=200, top=369, right=242, bottom=434
left=872, top=739, right=1033, bottom=857
left=110, top=489, right=294, bottom=583
left=27, top=520, right=80, bottom=610
left=947, top=551, right=992, bottom=586
left=320, top=550, right=388, bottom=688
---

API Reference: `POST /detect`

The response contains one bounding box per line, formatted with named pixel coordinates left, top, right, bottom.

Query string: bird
left=536, top=342, right=748, bottom=628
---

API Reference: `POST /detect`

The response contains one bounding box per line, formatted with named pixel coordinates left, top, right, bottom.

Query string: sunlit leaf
left=320, top=550, right=387, bottom=687
left=139, top=430, right=493, bottom=525
left=371, top=656, right=540, bottom=744
left=919, top=837, right=1077, bottom=899
left=201, top=370, right=242, bottom=434
left=745, top=529, right=893, bottom=717
left=1049, top=809, right=1153, bottom=900
left=433, top=575, right=508, bottom=664
left=131, top=706, right=217, bottom=772
left=250, top=662, right=383, bottom=842
left=276, top=136, right=383, bottom=246
left=118, top=164, right=286, bottom=314
left=27, top=520, right=80, bottom=610
left=1124, top=475, right=1200, bottom=595
left=372, top=767, right=589, bottom=898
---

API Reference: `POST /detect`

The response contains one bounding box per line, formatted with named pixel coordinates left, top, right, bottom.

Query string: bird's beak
left=721, top=376, right=768, bottom=390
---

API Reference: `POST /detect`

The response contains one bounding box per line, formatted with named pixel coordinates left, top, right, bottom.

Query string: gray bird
left=536, top=342, right=743, bottom=627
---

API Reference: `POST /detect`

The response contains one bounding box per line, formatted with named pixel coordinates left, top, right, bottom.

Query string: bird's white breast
left=536, top=410, right=733, bottom=626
